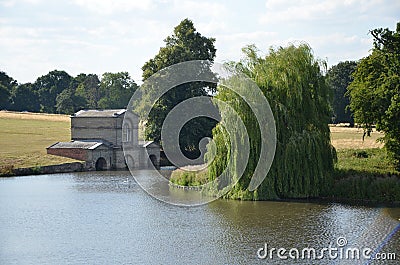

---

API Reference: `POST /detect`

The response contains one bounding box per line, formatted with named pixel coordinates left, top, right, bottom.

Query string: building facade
left=47, top=109, right=160, bottom=170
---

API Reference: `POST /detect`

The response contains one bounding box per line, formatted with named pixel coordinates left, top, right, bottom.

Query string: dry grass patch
left=0, top=110, right=70, bottom=122
left=330, top=126, right=384, bottom=150
left=0, top=111, right=81, bottom=169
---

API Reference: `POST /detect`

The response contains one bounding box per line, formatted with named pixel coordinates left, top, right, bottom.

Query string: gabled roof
left=72, top=109, right=126, bottom=118
left=47, top=140, right=110, bottom=150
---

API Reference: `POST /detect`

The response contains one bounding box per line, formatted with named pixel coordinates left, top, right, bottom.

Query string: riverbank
left=0, top=162, right=85, bottom=177
left=170, top=170, right=400, bottom=206
left=170, top=145, right=400, bottom=205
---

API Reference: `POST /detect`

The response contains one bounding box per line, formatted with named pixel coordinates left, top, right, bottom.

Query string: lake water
left=0, top=170, right=399, bottom=265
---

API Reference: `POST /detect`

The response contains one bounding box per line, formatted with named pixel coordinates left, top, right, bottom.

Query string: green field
left=0, top=111, right=80, bottom=171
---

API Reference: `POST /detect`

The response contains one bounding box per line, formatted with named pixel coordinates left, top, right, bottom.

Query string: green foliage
left=326, top=61, right=357, bottom=124
left=329, top=147, right=400, bottom=204
left=0, top=71, right=17, bottom=110
left=336, top=148, right=399, bottom=175
left=327, top=171, right=400, bottom=203
left=207, top=44, right=336, bottom=200
left=170, top=169, right=208, bottom=186
left=98, top=72, right=138, bottom=109
left=9, top=83, right=40, bottom=112
left=142, top=18, right=216, bottom=80
left=74, top=74, right=102, bottom=109
left=141, top=18, right=217, bottom=156
left=55, top=88, right=87, bottom=114
left=0, top=85, right=11, bottom=110
left=34, top=70, right=73, bottom=113
left=2, top=69, right=139, bottom=114
left=348, top=22, right=400, bottom=169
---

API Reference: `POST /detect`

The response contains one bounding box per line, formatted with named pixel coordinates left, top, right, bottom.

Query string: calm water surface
left=0, top=170, right=399, bottom=265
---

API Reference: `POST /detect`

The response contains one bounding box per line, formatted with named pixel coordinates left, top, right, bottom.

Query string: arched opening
left=95, top=157, right=107, bottom=171
left=125, top=155, right=134, bottom=169
left=149, top=155, right=158, bottom=168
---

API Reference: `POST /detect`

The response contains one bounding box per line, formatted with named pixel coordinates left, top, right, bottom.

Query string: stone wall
left=71, top=116, right=123, bottom=146
left=3, top=162, right=85, bottom=177
left=47, top=148, right=88, bottom=161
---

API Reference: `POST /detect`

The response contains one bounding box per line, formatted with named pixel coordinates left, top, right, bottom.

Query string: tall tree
left=10, top=83, right=40, bottom=112
left=206, top=44, right=336, bottom=200
left=348, top=22, right=400, bottom=169
left=34, top=70, right=73, bottom=113
left=326, top=61, right=357, bottom=125
left=0, top=71, right=17, bottom=110
left=75, top=74, right=102, bottom=109
left=141, top=18, right=217, bottom=157
left=55, top=88, right=87, bottom=114
left=98, top=72, right=138, bottom=109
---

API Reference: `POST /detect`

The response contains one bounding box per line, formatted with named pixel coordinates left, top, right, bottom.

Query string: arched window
left=123, top=124, right=131, bottom=142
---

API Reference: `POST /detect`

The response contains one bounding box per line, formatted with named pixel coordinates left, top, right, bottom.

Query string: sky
left=1, top=0, right=399, bottom=84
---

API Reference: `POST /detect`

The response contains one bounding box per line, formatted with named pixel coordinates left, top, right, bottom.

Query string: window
left=123, top=124, right=131, bottom=142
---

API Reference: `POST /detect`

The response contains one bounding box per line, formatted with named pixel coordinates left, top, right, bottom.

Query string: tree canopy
left=0, top=70, right=138, bottom=115
left=10, top=83, right=40, bottom=112
left=0, top=71, right=17, bottom=110
left=141, top=18, right=217, bottom=158
left=326, top=61, right=357, bottom=125
left=348, top=22, right=400, bottom=169
left=98, top=72, right=138, bottom=109
left=34, top=70, right=73, bottom=113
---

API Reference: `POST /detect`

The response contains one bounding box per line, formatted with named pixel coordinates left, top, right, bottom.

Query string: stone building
left=47, top=109, right=160, bottom=170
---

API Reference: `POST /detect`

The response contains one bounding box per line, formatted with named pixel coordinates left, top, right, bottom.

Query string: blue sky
left=1, top=0, right=399, bottom=84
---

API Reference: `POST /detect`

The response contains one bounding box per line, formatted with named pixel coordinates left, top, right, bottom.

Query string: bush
left=326, top=170, right=400, bottom=203
left=170, top=168, right=208, bottom=186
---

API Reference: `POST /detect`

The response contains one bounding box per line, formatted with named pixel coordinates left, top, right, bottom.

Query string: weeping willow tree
left=206, top=44, right=336, bottom=200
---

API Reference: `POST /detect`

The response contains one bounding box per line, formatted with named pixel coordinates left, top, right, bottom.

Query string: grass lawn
left=330, top=125, right=399, bottom=175
left=0, top=111, right=81, bottom=169
left=335, top=148, right=398, bottom=175
left=330, top=126, right=383, bottom=149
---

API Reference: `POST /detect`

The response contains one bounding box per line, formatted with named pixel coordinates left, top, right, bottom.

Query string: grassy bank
left=171, top=126, right=400, bottom=204
left=0, top=111, right=81, bottom=174
left=170, top=165, right=208, bottom=186
left=329, top=126, right=399, bottom=204
left=336, top=148, right=398, bottom=174
left=330, top=148, right=400, bottom=203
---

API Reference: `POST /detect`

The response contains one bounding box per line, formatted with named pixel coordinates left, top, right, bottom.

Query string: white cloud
left=259, top=0, right=396, bottom=24
left=72, top=0, right=155, bottom=14
left=167, top=0, right=231, bottom=36
left=261, top=0, right=347, bottom=24
left=171, top=0, right=228, bottom=18
left=0, top=0, right=42, bottom=7
left=1, top=0, right=397, bottom=83
left=215, top=31, right=278, bottom=62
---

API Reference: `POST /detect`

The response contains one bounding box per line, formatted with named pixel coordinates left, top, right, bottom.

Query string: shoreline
left=169, top=182, right=400, bottom=207
left=2, top=163, right=400, bottom=208
left=0, top=162, right=85, bottom=177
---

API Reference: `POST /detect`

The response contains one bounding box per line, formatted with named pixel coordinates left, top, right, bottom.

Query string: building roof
left=139, top=140, right=159, bottom=148
left=47, top=140, right=109, bottom=150
left=72, top=109, right=126, bottom=118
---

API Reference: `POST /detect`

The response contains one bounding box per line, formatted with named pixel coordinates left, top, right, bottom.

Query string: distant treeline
left=0, top=70, right=138, bottom=114
left=0, top=63, right=357, bottom=122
